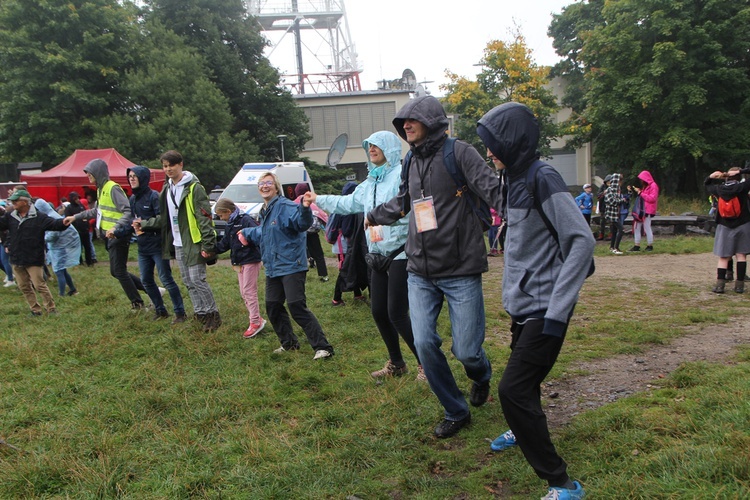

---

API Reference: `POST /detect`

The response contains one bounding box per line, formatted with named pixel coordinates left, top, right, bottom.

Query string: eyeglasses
left=258, top=180, right=274, bottom=187
left=128, top=175, right=138, bottom=179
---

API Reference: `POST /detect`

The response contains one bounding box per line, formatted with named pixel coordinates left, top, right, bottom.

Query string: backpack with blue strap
left=401, top=137, right=493, bottom=231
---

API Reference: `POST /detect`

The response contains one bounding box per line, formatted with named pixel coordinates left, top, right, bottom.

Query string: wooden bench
left=591, top=215, right=711, bottom=234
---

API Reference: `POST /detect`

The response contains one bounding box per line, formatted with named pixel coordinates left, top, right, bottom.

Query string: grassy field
left=1, top=236, right=749, bottom=498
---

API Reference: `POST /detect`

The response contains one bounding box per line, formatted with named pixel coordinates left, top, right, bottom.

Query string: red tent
left=20, top=148, right=165, bottom=206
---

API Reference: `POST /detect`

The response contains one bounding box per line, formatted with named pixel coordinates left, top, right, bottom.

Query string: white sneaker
left=4, top=280, right=15, bottom=287
left=611, top=248, right=623, bottom=255
left=313, top=349, right=332, bottom=360
left=158, top=287, right=166, bottom=297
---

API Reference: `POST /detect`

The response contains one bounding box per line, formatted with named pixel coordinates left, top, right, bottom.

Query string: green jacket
left=141, top=172, right=216, bottom=266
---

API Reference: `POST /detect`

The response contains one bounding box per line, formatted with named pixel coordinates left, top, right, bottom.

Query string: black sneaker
left=645, top=245, right=653, bottom=251
left=629, top=245, right=640, bottom=252
left=470, top=380, right=490, bottom=407
left=434, top=414, right=471, bottom=438
left=171, top=313, right=187, bottom=325
left=152, top=309, right=169, bottom=321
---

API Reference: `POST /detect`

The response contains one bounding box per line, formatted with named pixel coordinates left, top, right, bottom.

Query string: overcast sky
left=259, top=0, right=575, bottom=96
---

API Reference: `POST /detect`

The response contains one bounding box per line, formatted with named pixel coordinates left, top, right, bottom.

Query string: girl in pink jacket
left=630, top=170, right=659, bottom=251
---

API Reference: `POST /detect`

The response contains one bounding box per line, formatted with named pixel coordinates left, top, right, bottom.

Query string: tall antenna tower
left=246, top=0, right=361, bottom=94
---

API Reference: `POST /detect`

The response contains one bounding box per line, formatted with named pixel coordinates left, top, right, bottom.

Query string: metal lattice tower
left=246, top=0, right=361, bottom=94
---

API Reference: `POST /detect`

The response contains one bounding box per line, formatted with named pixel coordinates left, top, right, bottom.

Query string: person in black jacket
left=367, top=96, right=500, bottom=438
left=0, top=188, right=67, bottom=315
left=120, top=166, right=186, bottom=322
left=705, top=167, right=750, bottom=293
left=214, top=198, right=265, bottom=339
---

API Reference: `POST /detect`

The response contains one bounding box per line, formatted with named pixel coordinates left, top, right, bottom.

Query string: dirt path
left=538, top=252, right=750, bottom=428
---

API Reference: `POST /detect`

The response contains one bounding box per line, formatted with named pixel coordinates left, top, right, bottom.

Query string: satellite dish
left=402, top=68, right=417, bottom=90
left=415, top=84, right=427, bottom=97
left=326, top=133, right=348, bottom=169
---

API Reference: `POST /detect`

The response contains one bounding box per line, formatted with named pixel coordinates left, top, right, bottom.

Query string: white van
left=213, top=162, right=313, bottom=235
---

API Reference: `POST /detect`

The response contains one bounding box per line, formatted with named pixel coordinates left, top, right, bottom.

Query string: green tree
left=145, top=0, right=310, bottom=161
left=441, top=34, right=560, bottom=156
left=0, top=0, right=136, bottom=163
left=87, top=20, right=256, bottom=188
left=550, top=0, right=750, bottom=193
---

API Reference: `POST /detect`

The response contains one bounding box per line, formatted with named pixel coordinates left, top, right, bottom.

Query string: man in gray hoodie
left=64, top=159, right=147, bottom=310
left=477, top=102, right=593, bottom=500
left=367, top=96, right=500, bottom=438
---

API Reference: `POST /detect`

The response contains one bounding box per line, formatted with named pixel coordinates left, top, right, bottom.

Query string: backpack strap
left=525, top=160, right=595, bottom=277
left=525, top=160, right=559, bottom=243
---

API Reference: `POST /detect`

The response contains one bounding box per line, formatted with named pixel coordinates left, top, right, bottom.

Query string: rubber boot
left=712, top=279, right=726, bottom=294
left=726, top=270, right=734, bottom=282
left=735, top=280, right=745, bottom=294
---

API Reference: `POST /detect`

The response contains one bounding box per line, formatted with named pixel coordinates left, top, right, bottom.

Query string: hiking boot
left=416, top=365, right=427, bottom=382
left=469, top=380, right=490, bottom=407
left=541, top=481, right=586, bottom=500
left=29, top=311, right=42, bottom=317
left=194, top=313, right=208, bottom=324
left=629, top=245, right=640, bottom=252
left=645, top=245, right=653, bottom=251
left=313, top=349, right=333, bottom=360
left=171, top=313, right=187, bottom=325
left=152, top=309, right=169, bottom=321
left=735, top=280, right=745, bottom=294
left=712, top=279, right=726, bottom=294
left=434, top=414, right=471, bottom=438
left=203, top=311, right=222, bottom=332
left=726, top=270, right=734, bottom=282
left=370, top=360, right=408, bottom=378
left=243, top=319, right=267, bottom=339
left=131, top=301, right=145, bottom=312
left=490, top=429, right=518, bottom=451
left=273, top=344, right=300, bottom=354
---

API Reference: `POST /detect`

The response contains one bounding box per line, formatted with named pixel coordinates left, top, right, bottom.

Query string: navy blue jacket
left=116, top=166, right=162, bottom=255
left=215, top=210, right=261, bottom=265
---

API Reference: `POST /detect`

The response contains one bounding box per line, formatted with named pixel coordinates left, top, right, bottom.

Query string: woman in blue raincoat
left=306, top=131, right=423, bottom=381
left=35, top=198, right=81, bottom=296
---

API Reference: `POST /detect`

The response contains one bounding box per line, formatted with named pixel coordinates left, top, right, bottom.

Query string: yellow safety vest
left=98, top=180, right=124, bottom=231
left=185, top=183, right=202, bottom=244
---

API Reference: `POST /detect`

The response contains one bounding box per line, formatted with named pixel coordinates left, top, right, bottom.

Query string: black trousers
left=106, top=236, right=145, bottom=304
left=369, top=259, right=418, bottom=365
left=266, top=271, right=332, bottom=353
left=498, top=319, right=570, bottom=487
left=306, top=232, right=328, bottom=277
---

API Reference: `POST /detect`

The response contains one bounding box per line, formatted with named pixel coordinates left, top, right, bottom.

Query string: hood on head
left=342, top=181, right=358, bottom=196
left=362, top=131, right=402, bottom=171
left=609, top=173, right=622, bottom=190
left=82, top=159, right=109, bottom=187
left=637, top=170, right=655, bottom=185
left=294, top=183, right=310, bottom=198
left=34, top=198, right=62, bottom=219
left=127, top=166, right=153, bottom=196
left=477, top=102, right=540, bottom=175
left=392, top=96, right=449, bottom=154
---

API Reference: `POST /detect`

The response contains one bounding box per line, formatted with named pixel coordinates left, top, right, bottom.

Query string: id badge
left=413, top=196, right=438, bottom=233
left=369, top=225, right=384, bottom=242
left=172, top=215, right=179, bottom=227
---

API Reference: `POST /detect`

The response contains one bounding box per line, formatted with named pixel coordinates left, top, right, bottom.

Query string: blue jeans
left=0, top=247, right=12, bottom=281
left=138, top=251, right=185, bottom=315
left=55, top=269, right=76, bottom=296
left=407, top=273, right=492, bottom=420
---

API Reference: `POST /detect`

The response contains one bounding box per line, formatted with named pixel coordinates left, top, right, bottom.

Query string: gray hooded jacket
left=368, top=96, right=501, bottom=278
left=477, top=102, right=595, bottom=336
